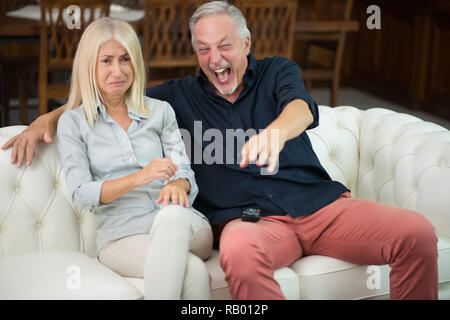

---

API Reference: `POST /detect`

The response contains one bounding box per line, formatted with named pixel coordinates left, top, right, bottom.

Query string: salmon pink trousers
left=218, top=192, right=438, bottom=300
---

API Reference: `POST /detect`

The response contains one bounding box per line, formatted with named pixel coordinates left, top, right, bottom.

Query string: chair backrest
left=234, top=0, right=298, bottom=60
left=40, top=0, right=111, bottom=70
left=38, top=0, right=110, bottom=115
left=143, top=0, right=203, bottom=69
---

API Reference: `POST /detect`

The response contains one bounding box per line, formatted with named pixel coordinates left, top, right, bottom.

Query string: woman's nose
left=110, top=60, right=123, bottom=76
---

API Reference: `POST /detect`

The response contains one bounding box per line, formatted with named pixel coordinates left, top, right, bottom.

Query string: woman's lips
left=109, top=81, right=126, bottom=86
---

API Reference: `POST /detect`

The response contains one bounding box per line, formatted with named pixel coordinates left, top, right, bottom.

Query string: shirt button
left=128, top=158, right=133, bottom=163
left=268, top=194, right=273, bottom=199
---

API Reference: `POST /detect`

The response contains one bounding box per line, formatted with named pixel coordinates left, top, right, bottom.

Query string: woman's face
left=95, top=39, right=134, bottom=101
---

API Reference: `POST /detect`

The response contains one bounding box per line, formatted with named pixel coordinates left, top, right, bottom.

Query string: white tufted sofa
left=0, top=105, right=449, bottom=300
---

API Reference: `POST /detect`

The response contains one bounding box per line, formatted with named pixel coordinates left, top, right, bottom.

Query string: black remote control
left=241, top=208, right=261, bottom=222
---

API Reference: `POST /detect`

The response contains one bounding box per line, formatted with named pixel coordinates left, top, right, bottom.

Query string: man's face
left=194, top=14, right=250, bottom=99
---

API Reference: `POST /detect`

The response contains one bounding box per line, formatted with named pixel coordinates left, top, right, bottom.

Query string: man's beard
left=215, top=81, right=238, bottom=95
left=209, top=61, right=237, bottom=95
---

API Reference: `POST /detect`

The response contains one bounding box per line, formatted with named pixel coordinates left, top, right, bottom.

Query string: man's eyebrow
left=218, top=36, right=230, bottom=44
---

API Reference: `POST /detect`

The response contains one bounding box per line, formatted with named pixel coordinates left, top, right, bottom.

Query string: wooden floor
left=310, top=87, right=450, bottom=130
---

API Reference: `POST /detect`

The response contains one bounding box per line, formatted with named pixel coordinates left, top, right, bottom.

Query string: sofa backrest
left=306, top=106, right=362, bottom=196
left=0, top=106, right=449, bottom=259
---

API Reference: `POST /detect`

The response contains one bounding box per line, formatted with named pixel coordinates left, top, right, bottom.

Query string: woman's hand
left=100, top=158, right=178, bottom=205
left=135, top=158, right=178, bottom=186
left=156, top=178, right=191, bottom=208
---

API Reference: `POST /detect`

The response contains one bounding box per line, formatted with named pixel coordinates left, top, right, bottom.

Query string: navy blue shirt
left=146, top=53, right=348, bottom=225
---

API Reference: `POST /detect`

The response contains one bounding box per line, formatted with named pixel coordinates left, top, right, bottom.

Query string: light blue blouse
left=57, top=96, right=202, bottom=254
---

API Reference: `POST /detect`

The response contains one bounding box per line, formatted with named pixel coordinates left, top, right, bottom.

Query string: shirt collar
left=197, top=53, right=257, bottom=90
left=243, top=52, right=257, bottom=84
left=97, top=101, right=148, bottom=122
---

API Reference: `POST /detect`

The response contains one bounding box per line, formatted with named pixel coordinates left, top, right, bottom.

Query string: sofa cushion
left=107, top=237, right=450, bottom=300
left=289, top=255, right=391, bottom=300
left=204, top=250, right=300, bottom=300
left=0, top=250, right=142, bottom=299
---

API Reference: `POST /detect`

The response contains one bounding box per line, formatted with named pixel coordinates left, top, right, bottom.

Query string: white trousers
left=98, top=205, right=213, bottom=299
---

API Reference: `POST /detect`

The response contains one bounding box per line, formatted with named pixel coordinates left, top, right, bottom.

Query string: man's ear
left=244, top=36, right=251, bottom=54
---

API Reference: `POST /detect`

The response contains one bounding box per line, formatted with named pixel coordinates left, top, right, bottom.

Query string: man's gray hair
left=189, top=1, right=251, bottom=50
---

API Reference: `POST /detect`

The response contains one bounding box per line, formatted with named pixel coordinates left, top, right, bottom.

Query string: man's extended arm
left=1, top=104, right=68, bottom=167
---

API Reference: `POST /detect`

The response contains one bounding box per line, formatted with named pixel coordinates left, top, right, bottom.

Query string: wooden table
left=295, top=20, right=359, bottom=41
left=0, top=15, right=40, bottom=38
left=0, top=4, right=145, bottom=38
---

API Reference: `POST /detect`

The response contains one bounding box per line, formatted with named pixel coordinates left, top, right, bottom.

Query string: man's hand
left=239, top=128, right=286, bottom=174
left=156, top=178, right=191, bottom=208
left=1, top=114, right=56, bottom=168
left=239, top=99, right=314, bottom=174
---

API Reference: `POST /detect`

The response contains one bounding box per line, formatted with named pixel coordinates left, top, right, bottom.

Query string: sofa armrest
left=0, top=251, right=142, bottom=299
left=0, top=125, right=97, bottom=258
left=358, top=108, right=450, bottom=240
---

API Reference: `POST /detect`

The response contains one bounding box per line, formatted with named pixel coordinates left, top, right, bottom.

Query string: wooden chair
left=39, top=0, right=110, bottom=116
left=1, top=44, right=38, bottom=125
left=1, top=0, right=38, bottom=125
left=295, top=0, right=359, bottom=107
left=234, top=0, right=298, bottom=60
left=143, top=0, right=209, bottom=88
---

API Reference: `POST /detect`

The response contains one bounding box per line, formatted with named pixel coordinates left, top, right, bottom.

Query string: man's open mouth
left=213, top=68, right=231, bottom=83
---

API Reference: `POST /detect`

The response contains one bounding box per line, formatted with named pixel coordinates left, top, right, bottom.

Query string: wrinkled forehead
left=194, top=14, right=240, bottom=43
left=98, top=39, right=129, bottom=57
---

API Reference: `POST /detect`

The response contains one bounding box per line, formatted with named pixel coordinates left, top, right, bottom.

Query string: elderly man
left=2, top=1, right=437, bottom=300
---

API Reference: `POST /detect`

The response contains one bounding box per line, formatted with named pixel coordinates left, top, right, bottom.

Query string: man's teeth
left=215, top=68, right=226, bottom=74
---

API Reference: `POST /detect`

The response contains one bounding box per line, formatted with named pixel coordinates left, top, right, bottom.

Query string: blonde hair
left=67, top=17, right=147, bottom=126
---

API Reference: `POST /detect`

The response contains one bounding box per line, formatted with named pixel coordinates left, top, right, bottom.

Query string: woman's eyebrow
left=98, top=53, right=129, bottom=58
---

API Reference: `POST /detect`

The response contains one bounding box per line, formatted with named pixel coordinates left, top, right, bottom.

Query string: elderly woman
left=56, top=17, right=212, bottom=299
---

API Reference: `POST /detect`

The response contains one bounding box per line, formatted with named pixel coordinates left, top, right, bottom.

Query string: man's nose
left=209, top=48, right=222, bottom=65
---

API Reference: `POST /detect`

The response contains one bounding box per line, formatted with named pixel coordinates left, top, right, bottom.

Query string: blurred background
left=1, top=0, right=449, bottom=128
